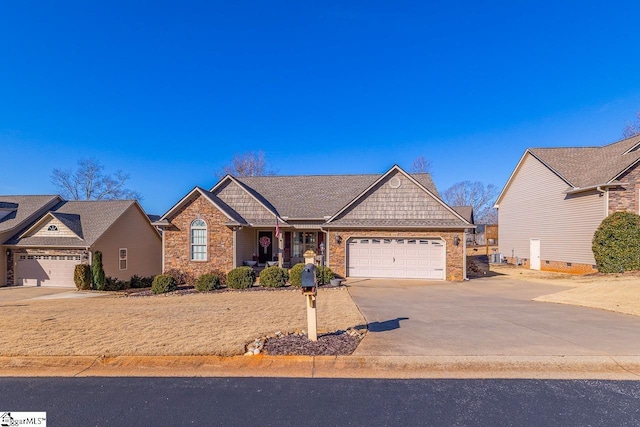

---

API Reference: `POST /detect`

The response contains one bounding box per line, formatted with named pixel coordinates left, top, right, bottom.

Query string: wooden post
left=306, top=294, right=317, bottom=341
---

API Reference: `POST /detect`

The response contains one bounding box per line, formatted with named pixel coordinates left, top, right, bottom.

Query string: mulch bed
left=263, top=331, right=362, bottom=356
left=124, top=282, right=345, bottom=297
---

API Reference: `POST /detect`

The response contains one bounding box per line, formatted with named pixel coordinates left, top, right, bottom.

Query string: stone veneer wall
left=6, top=250, right=13, bottom=285
left=608, top=162, right=640, bottom=214
left=327, top=229, right=465, bottom=281
left=164, top=194, right=234, bottom=277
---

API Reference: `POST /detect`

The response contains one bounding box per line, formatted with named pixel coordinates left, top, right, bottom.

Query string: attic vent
left=389, top=177, right=401, bottom=189
left=47, top=225, right=59, bottom=232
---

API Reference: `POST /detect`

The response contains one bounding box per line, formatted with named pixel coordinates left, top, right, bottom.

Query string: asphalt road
left=1, top=377, right=639, bottom=426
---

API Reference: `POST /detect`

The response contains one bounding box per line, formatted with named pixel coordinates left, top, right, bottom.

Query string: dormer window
left=47, top=225, right=59, bottom=232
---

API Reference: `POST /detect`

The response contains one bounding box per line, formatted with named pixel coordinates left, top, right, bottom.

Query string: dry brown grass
left=534, top=282, right=640, bottom=317
left=0, top=288, right=365, bottom=357
left=491, top=263, right=640, bottom=316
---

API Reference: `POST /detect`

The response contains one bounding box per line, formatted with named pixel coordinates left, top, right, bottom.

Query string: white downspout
left=161, top=230, right=166, bottom=272
left=596, top=186, right=608, bottom=217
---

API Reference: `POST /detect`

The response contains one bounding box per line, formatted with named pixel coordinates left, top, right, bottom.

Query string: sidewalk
left=2, top=355, right=640, bottom=380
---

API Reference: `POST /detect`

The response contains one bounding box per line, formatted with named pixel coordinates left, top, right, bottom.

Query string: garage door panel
left=17, top=254, right=79, bottom=287
left=347, top=237, right=445, bottom=280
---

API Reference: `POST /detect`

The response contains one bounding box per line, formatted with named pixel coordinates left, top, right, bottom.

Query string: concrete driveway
left=0, top=286, right=103, bottom=303
left=348, top=277, right=640, bottom=357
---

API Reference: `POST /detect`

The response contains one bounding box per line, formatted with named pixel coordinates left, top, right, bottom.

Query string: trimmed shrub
left=259, top=266, right=289, bottom=288
left=92, top=251, right=106, bottom=290
left=207, top=269, right=227, bottom=288
left=105, top=277, right=130, bottom=291
left=129, top=275, right=154, bottom=289
left=316, top=265, right=335, bottom=285
left=288, top=263, right=305, bottom=287
left=74, top=264, right=92, bottom=290
left=151, top=274, right=178, bottom=294
left=196, top=273, right=223, bottom=292
left=592, top=211, right=640, bottom=273
left=227, top=267, right=256, bottom=289
left=164, top=268, right=195, bottom=286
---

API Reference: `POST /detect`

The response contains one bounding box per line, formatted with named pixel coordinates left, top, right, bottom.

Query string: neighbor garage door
left=347, top=237, right=445, bottom=279
left=17, top=254, right=81, bottom=287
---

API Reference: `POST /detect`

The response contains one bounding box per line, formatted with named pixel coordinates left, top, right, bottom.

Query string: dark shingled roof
left=451, top=206, right=474, bottom=224
left=233, top=173, right=439, bottom=219
left=8, top=200, right=136, bottom=247
left=529, top=134, right=640, bottom=188
left=0, top=195, right=61, bottom=234
left=49, top=212, right=84, bottom=239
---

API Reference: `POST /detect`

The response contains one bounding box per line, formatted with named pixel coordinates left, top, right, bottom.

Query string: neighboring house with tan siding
left=155, top=165, right=474, bottom=281
left=495, top=134, right=640, bottom=274
left=0, top=196, right=161, bottom=287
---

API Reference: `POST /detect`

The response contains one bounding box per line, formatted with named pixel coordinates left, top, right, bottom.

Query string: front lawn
left=0, top=288, right=365, bottom=356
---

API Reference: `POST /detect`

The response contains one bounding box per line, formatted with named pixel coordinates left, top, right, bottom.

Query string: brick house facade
left=156, top=166, right=473, bottom=282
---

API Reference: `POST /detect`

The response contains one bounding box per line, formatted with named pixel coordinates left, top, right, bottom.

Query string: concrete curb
left=2, top=355, right=640, bottom=379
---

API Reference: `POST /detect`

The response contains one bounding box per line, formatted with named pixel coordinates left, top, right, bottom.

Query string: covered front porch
left=233, top=226, right=326, bottom=269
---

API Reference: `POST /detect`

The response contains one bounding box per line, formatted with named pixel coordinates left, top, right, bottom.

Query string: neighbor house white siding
left=498, top=153, right=605, bottom=265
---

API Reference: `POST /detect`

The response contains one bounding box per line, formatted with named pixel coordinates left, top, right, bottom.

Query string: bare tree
left=443, top=181, right=499, bottom=224
left=216, top=151, right=277, bottom=177
left=623, top=111, right=640, bottom=138
left=410, top=155, right=432, bottom=174
left=51, top=158, right=142, bottom=201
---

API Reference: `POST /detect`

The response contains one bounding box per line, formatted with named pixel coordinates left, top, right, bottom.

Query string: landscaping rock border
left=247, top=327, right=367, bottom=356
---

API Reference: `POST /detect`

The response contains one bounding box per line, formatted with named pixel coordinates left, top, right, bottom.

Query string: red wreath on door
left=259, top=236, right=271, bottom=254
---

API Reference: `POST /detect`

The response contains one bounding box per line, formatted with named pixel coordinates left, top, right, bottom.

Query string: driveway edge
left=2, top=355, right=640, bottom=380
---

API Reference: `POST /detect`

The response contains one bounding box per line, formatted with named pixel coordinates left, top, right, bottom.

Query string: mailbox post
left=301, top=263, right=318, bottom=341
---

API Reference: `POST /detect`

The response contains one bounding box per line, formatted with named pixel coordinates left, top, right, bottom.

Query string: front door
left=530, top=238, right=541, bottom=270
left=258, top=231, right=273, bottom=264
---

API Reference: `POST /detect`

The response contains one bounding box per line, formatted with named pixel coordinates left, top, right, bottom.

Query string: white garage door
left=347, top=238, right=445, bottom=280
left=17, top=254, right=81, bottom=287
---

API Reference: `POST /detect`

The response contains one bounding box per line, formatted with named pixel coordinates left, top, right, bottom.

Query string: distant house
left=495, top=134, right=640, bottom=273
left=155, top=165, right=474, bottom=281
left=0, top=195, right=162, bottom=287
left=451, top=206, right=474, bottom=244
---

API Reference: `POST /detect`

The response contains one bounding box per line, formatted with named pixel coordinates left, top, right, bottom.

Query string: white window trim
left=190, top=219, right=208, bottom=261
left=119, top=248, right=128, bottom=271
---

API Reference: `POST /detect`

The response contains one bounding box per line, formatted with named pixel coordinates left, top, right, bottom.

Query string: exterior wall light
left=453, top=235, right=460, bottom=246
left=335, top=235, right=342, bottom=245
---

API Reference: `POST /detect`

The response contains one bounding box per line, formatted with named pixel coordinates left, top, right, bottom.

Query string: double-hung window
left=190, top=219, right=207, bottom=261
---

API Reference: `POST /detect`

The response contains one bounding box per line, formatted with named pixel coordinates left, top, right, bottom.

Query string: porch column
left=233, top=229, right=237, bottom=268
left=278, top=234, right=284, bottom=268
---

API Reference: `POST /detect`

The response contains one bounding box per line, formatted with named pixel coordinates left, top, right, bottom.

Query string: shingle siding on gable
left=213, top=180, right=274, bottom=223
left=335, top=170, right=456, bottom=222
left=498, top=153, right=605, bottom=266
left=31, top=218, right=77, bottom=238
left=608, top=161, right=640, bottom=214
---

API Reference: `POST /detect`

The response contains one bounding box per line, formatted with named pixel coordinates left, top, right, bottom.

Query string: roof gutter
left=565, top=183, right=626, bottom=195
left=321, top=224, right=476, bottom=230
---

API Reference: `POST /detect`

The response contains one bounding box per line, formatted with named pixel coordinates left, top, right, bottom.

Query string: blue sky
left=1, top=1, right=640, bottom=214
